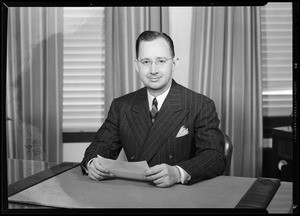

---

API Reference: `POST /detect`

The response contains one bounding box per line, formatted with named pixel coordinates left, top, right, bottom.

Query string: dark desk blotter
left=8, top=162, right=80, bottom=197
left=235, top=177, right=281, bottom=210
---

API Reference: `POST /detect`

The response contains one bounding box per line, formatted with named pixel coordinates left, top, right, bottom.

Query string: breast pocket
left=175, top=133, right=191, bottom=148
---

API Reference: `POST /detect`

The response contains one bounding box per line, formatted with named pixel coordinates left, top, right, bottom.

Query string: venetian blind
left=261, top=2, right=292, bottom=117
left=63, top=7, right=105, bottom=132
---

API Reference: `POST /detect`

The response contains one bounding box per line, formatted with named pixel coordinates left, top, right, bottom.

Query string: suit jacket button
left=130, top=155, right=135, bottom=160
left=169, top=154, right=173, bottom=159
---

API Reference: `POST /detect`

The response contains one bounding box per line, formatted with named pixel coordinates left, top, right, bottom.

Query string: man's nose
left=149, top=62, right=158, bottom=74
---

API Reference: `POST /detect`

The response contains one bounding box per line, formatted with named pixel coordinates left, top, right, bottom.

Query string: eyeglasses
left=137, top=57, right=173, bottom=67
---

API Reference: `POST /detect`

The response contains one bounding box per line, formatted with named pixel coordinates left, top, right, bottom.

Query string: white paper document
left=97, top=155, right=150, bottom=181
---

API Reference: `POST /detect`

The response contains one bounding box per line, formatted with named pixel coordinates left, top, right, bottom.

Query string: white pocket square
left=176, top=126, right=189, bottom=138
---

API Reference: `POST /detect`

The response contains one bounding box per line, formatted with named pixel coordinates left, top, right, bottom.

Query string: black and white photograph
left=1, top=1, right=298, bottom=214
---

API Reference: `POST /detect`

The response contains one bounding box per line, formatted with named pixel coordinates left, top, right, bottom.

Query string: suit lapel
left=126, top=88, right=152, bottom=147
left=139, top=81, right=189, bottom=162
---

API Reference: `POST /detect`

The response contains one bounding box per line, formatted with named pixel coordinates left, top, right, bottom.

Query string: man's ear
left=172, top=57, right=179, bottom=72
left=134, top=59, right=139, bottom=73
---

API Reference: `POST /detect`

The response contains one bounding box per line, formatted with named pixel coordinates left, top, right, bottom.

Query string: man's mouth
left=148, top=76, right=161, bottom=81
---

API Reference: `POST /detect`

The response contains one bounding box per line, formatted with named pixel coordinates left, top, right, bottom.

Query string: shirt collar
left=147, top=86, right=171, bottom=111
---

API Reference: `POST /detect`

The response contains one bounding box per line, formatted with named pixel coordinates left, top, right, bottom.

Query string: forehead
left=138, top=38, right=171, bottom=58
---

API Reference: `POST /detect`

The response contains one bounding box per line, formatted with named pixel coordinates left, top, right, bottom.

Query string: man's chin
left=147, top=82, right=162, bottom=90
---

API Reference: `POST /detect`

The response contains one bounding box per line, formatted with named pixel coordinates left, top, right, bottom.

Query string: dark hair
left=135, top=30, right=175, bottom=59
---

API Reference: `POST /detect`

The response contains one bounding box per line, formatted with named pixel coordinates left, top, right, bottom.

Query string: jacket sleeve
left=80, top=99, right=122, bottom=175
left=177, top=99, right=226, bottom=185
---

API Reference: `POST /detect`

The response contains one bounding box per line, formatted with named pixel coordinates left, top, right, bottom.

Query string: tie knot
left=152, top=98, right=158, bottom=108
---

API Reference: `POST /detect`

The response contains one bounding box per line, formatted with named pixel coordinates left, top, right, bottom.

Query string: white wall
left=169, top=7, right=193, bottom=88
left=63, top=142, right=91, bottom=162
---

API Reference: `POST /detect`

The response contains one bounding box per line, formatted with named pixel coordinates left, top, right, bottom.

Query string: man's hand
left=87, top=158, right=114, bottom=181
left=144, top=163, right=181, bottom=187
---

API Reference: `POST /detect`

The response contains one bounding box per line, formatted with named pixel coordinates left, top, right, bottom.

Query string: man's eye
left=157, top=60, right=166, bottom=64
left=142, top=60, right=151, bottom=64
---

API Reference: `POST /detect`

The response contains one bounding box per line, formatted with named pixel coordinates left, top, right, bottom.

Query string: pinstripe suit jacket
left=81, top=79, right=226, bottom=185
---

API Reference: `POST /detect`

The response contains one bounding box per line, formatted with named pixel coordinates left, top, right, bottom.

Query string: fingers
left=145, top=164, right=163, bottom=180
left=88, top=169, right=102, bottom=181
left=145, top=164, right=180, bottom=188
left=93, top=159, right=110, bottom=173
left=87, top=159, right=180, bottom=188
left=87, top=158, right=113, bottom=181
left=155, top=180, right=170, bottom=188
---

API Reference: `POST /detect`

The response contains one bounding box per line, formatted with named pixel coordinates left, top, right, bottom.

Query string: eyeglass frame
left=136, top=57, right=174, bottom=68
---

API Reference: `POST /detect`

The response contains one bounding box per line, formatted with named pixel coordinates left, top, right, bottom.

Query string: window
left=261, top=2, right=292, bottom=117
left=63, top=7, right=105, bottom=133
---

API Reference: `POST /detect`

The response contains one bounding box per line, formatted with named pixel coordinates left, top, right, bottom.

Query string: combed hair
left=135, top=30, right=175, bottom=59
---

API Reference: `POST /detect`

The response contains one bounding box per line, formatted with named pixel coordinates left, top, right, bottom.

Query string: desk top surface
left=6, top=159, right=293, bottom=213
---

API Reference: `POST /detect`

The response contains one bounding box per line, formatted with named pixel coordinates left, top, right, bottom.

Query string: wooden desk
left=5, top=159, right=294, bottom=213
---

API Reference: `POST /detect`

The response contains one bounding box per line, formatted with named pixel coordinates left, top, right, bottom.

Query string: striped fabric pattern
left=81, top=79, right=226, bottom=184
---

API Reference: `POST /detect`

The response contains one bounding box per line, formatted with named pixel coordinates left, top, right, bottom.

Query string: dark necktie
left=150, top=97, right=158, bottom=123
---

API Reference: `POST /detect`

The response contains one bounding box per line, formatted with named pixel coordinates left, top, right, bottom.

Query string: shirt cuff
left=84, top=158, right=94, bottom=174
left=175, top=165, right=191, bottom=184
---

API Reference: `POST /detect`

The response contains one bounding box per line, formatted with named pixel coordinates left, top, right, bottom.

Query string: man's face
left=135, top=38, right=178, bottom=96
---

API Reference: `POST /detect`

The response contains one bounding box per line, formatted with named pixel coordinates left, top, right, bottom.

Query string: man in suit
left=81, top=30, right=226, bottom=187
